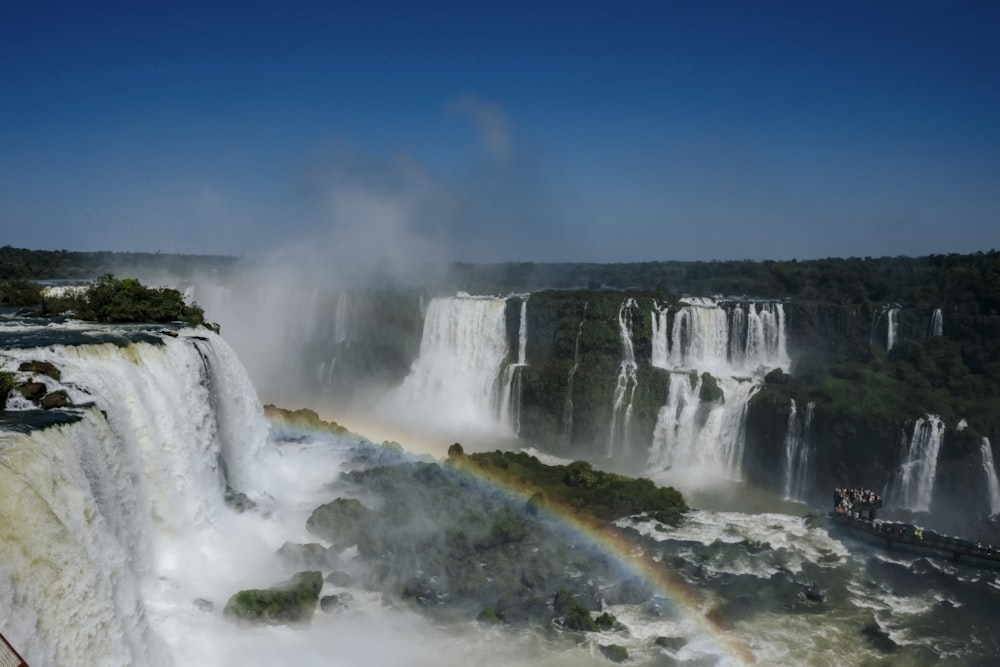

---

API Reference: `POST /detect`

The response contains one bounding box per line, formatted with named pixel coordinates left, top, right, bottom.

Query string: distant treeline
left=446, top=252, right=1000, bottom=313
left=2, top=245, right=999, bottom=314
left=0, top=245, right=239, bottom=281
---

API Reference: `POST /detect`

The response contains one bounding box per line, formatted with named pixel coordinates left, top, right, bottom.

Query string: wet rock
left=599, top=644, right=628, bottom=663
left=19, top=381, right=47, bottom=401
left=605, top=576, right=653, bottom=605
left=18, top=360, right=61, bottom=380
left=325, top=570, right=354, bottom=587
left=193, top=598, right=214, bottom=612
left=654, top=636, right=687, bottom=651
left=39, top=390, right=70, bottom=409
left=859, top=622, right=898, bottom=653
left=319, top=593, right=351, bottom=613
left=223, top=571, right=323, bottom=626
left=801, top=583, right=825, bottom=603
left=224, top=486, right=256, bottom=513
left=276, top=541, right=339, bottom=570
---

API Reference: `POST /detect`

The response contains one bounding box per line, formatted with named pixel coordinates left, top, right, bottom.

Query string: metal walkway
left=0, top=632, right=28, bottom=667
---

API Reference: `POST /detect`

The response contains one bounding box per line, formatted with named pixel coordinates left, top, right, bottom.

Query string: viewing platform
left=830, top=486, right=1000, bottom=568
left=0, top=631, right=29, bottom=667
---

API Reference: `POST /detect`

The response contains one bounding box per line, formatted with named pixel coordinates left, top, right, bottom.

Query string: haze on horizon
left=1, top=1, right=998, bottom=266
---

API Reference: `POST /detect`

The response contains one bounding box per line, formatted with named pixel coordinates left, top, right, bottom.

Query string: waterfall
left=931, top=308, right=943, bottom=337
left=782, top=400, right=801, bottom=499
left=887, top=308, right=899, bottom=352
left=387, top=295, right=511, bottom=434
left=647, top=373, right=759, bottom=479
left=650, top=301, right=669, bottom=369
left=886, top=415, right=945, bottom=512
left=0, top=329, right=269, bottom=667
left=668, top=299, right=789, bottom=375
left=782, top=400, right=815, bottom=501
left=646, top=298, right=788, bottom=480
left=608, top=298, right=639, bottom=457
left=669, top=301, right=729, bottom=373
left=980, top=438, right=1000, bottom=516
left=333, top=290, right=353, bottom=345
left=561, top=303, right=587, bottom=448
left=499, top=298, right=528, bottom=434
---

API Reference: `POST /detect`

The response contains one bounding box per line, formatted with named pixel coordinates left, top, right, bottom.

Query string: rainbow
left=267, top=413, right=756, bottom=664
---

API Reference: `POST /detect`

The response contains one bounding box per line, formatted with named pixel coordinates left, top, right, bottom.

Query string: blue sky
left=1, top=1, right=998, bottom=263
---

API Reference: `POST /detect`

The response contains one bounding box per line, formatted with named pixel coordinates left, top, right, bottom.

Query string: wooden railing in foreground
left=0, top=631, right=28, bottom=667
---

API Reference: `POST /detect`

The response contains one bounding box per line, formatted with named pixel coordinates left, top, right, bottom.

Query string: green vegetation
left=223, top=571, right=323, bottom=626
left=0, top=371, right=16, bottom=407
left=302, top=448, right=682, bottom=631
left=75, top=274, right=205, bottom=324
left=0, top=245, right=237, bottom=281
left=451, top=450, right=688, bottom=525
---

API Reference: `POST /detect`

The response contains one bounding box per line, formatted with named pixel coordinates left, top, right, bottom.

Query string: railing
left=0, top=632, right=28, bottom=667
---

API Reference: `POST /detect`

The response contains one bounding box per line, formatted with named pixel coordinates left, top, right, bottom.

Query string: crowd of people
left=831, top=486, right=998, bottom=560
left=833, top=487, right=883, bottom=516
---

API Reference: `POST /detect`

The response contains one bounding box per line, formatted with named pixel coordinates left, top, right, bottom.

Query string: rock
left=325, top=570, right=354, bottom=587
left=19, top=381, right=47, bottom=401
left=654, top=636, right=687, bottom=651
left=193, top=598, right=214, bottom=612
left=224, top=486, right=256, bottom=513
left=223, top=571, right=323, bottom=626
left=276, top=541, right=339, bottom=570
left=40, top=390, right=70, bottom=409
left=860, top=622, right=898, bottom=653
left=605, top=576, right=653, bottom=605
left=18, top=361, right=61, bottom=380
left=306, top=497, right=372, bottom=546
left=801, top=583, right=825, bottom=603
left=319, top=593, right=351, bottom=613
left=599, top=644, right=629, bottom=663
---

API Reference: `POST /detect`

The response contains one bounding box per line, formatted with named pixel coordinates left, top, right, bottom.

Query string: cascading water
left=886, top=307, right=899, bottom=352
left=0, top=329, right=269, bottom=667
left=561, top=303, right=587, bottom=448
left=647, top=298, right=788, bottom=480
left=885, top=415, right=945, bottom=512
left=980, top=437, right=1000, bottom=517
left=781, top=400, right=801, bottom=499
left=499, top=298, right=528, bottom=434
left=386, top=295, right=511, bottom=435
left=608, top=298, right=638, bottom=457
left=931, top=308, right=943, bottom=337
left=782, top=400, right=815, bottom=502
left=650, top=301, right=669, bottom=369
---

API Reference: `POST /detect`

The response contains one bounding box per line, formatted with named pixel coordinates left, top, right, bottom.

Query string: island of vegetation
left=223, top=436, right=688, bottom=661
left=2, top=272, right=206, bottom=327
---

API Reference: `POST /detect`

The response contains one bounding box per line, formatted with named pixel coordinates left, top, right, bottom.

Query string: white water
left=656, top=300, right=789, bottom=376
left=384, top=295, right=512, bottom=436
left=647, top=298, right=787, bottom=480
left=499, top=299, right=528, bottom=434
left=782, top=400, right=815, bottom=502
left=561, top=304, right=587, bottom=448
left=931, top=308, right=943, bottom=337
left=650, top=300, right=669, bottom=369
left=0, top=327, right=623, bottom=667
left=980, top=437, right=1000, bottom=516
left=886, top=415, right=945, bottom=512
left=648, top=374, right=759, bottom=479
left=887, top=308, right=899, bottom=352
left=0, top=330, right=269, bottom=667
left=608, top=298, right=638, bottom=457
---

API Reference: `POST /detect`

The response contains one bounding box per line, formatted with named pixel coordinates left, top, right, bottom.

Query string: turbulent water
left=2, top=313, right=999, bottom=666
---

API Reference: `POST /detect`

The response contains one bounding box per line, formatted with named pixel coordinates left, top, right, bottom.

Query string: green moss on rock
left=223, top=571, right=323, bottom=626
